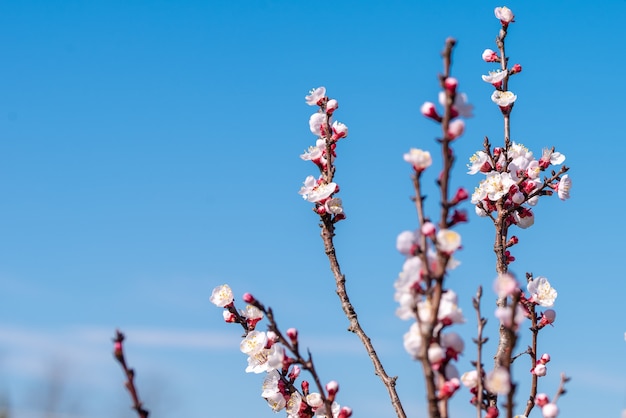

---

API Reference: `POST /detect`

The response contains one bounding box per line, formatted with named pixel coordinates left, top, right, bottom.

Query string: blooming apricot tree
left=117, top=6, right=572, bottom=418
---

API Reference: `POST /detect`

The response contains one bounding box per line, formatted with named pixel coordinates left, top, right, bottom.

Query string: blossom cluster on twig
left=209, top=284, right=352, bottom=418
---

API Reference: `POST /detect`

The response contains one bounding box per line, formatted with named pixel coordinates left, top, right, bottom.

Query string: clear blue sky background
left=1, top=1, right=625, bottom=417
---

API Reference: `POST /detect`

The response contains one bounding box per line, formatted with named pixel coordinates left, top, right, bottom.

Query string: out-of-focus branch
left=113, top=330, right=149, bottom=418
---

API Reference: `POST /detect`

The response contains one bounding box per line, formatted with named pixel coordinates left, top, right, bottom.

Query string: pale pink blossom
left=286, top=392, right=303, bottom=416
left=306, top=87, right=326, bottom=106
left=447, top=119, right=465, bottom=140
left=331, top=120, right=348, bottom=140
left=309, top=112, right=326, bottom=136
left=404, top=148, right=432, bottom=171
left=441, top=332, right=464, bottom=356
left=535, top=393, right=550, bottom=407
left=396, top=230, right=418, bottom=255
left=324, top=197, right=344, bottom=215
left=541, top=403, right=559, bottom=418
left=326, top=99, right=338, bottom=114
left=482, top=69, right=508, bottom=84
left=438, top=91, right=474, bottom=117
left=482, top=48, right=499, bottom=62
left=485, top=367, right=511, bottom=395
left=491, top=90, right=517, bottom=107
left=461, top=370, right=479, bottom=388
left=494, top=6, right=514, bottom=24
left=527, top=277, right=557, bottom=307
left=532, top=363, right=547, bottom=376
left=513, top=208, right=534, bottom=228
left=467, top=150, right=492, bottom=174
left=403, top=322, right=424, bottom=358
left=210, top=284, right=234, bottom=307
left=436, top=229, right=462, bottom=254
left=484, top=171, right=516, bottom=201
left=493, top=273, right=518, bottom=297
left=557, top=174, right=571, bottom=200
left=299, top=176, right=337, bottom=202
left=495, top=305, right=526, bottom=329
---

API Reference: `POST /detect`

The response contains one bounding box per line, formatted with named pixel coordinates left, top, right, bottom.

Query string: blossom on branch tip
left=324, top=197, right=344, bottom=215
left=527, top=276, right=557, bottom=307
left=557, top=174, right=571, bottom=200
left=539, top=148, right=566, bottom=168
left=494, top=6, right=514, bottom=25
left=510, top=63, right=522, bottom=74
left=306, top=87, right=327, bottom=106
left=404, top=148, right=432, bottom=172
left=210, top=284, right=234, bottom=307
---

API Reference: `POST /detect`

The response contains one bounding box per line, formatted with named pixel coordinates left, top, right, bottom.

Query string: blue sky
left=1, top=1, right=625, bottom=417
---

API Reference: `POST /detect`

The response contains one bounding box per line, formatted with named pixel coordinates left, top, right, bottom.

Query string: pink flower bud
left=337, top=407, right=353, bottom=418
left=485, top=406, right=499, bottom=418
left=289, top=365, right=301, bottom=380
left=242, top=293, right=255, bottom=303
left=326, top=380, right=339, bottom=395
left=540, top=353, right=551, bottom=364
left=222, top=311, right=236, bottom=322
left=511, top=63, right=522, bottom=74
left=286, top=327, right=298, bottom=342
left=453, top=187, right=469, bottom=203
left=531, top=363, right=547, bottom=377
left=421, top=101, right=442, bottom=122
left=326, top=99, right=338, bottom=114
left=539, top=309, right=556, bottom=327
left=482, top=49, right=500, bottom=62
left=301, top=380, right=310, bottom=394
left=444, top=77, right=458, bottom=94
left=535, top=393, right=550, bottom=407
left=331, top=121, right=348, bottom=141
left=447, top=119, right=465, bottom=140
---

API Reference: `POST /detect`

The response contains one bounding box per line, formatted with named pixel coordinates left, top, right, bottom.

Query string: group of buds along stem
left=210, top=284, right=352, bottom=418
left=298, top=87, right=348, bottom=223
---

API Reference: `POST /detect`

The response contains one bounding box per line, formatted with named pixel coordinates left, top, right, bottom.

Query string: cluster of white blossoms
left=298, top=87, right=348, bottom=222
left=394, top=224, right=466, bottom=400
left=468, top=142, right=570, bottom=228
left=210, top=284, right=352, bottom=418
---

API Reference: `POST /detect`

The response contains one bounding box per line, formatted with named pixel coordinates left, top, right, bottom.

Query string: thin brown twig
left=113, top=330, right=149, bottom=418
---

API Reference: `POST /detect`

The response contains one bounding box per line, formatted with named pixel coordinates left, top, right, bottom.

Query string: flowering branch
left=301, top=88, right=407, bottom=418
left=210, top=285, right=353, bottom=417
left=470, top=6, right=571, bottom=418
left=112, top=330, right=149, bottom=418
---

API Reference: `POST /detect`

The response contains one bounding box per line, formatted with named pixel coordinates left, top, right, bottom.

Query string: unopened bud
left=286, top=327, right=298, bottom=343
left=326, top=99, right=338, bottom=114
left=444, top=77, right=458, bottom=94
left=242, top=293, right=256, bottom=304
